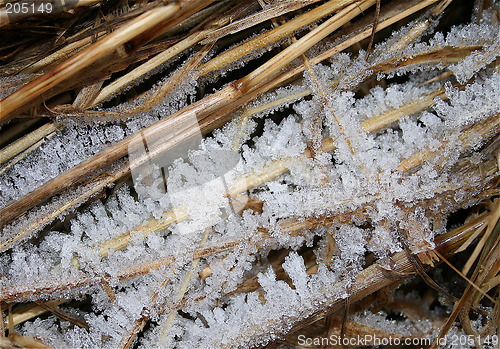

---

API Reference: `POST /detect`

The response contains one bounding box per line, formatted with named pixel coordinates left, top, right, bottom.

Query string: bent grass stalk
left=0, top=4, right=182, bottom=122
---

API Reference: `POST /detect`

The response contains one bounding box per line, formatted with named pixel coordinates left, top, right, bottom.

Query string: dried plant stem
left=360, top=88, right=446, bottom=132
left=238, top=0, right=376, bottom=92
left=435, top=211, right=490, bottom=254
left=434, top=250, right=495, bottom=303
left=299, top=49, right=339, bottom=156
left=419, top=70, right=454, bottom=86
left=199, top=0, right=358, bottom=76
left=0, top=255, right=174, bottom=302
left=0, top=122, right=60, bottom=165
left=22, top=34, right=105, bottom=75
left=398, top=113, right=500, bottom=172
left=366, top=0, right=381, bottom=58
left=93, top=0, right=314, bottom=106
left=0, top=1, right=216, bottom=122
left=202, top=0, right=321, bottom=43
left=389, top=0, right=453, bottom=52
left=1, top=4, right=179, bottom=119
left=99, top=206, right=189, bottom=258
left=372, top=46, right=483, bottom=74
left=126, top=41, right=214, bottom=115
left=6, top=301, right=66, bottom=328
left=158, top=227, right=211, bottom=343
left=1, top=1, right=444, bottom=121
left=73, top=81, right=104, bottom=109
left=461, top=199, right=500, bottom=274
left=91, top=0, right=247, bottom=106
left=2, top=332, right=54, bottom=349
left=34, top=301, right=89, bottom=330
left=243, top=89, right=312, bottom=118
left=0, top=169, right=127, bottom=253
left=432, top=223, right=500, bottom=348
left=3, top=0, right=450, bottom=138
left=91, top=30, right=206, bottom=106
left=119, top=317, right=148, bottom=349
left=0, top=136, right=53, bottom=176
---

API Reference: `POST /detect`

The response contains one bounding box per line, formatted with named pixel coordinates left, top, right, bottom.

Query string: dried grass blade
left=257, top=0, right=444, bottom=91
left=0, top=170, right=126, bottom=253
left=361, top=88, right=446, bottom=132
left=237, top=0, right=376, bottom=93
left=199, top=0, right=358, bottom=76
left=34, top=301, right=89, bottom=330
left=0, top=1, right=218, bottom=122
left=21, top=34, right=105, bottom=75
left=0, top=122, right=60, bottom=165
left=398, top=113, right=500, bottom=172
left=5, top=301, right=65, bottom=328
left=201, top=0, right=321, bottom=44
left=91, top=30, right=206, bottom=106
left=434, top=250, right=495, bottom=303
left=0, top=255, right=175, bottom=302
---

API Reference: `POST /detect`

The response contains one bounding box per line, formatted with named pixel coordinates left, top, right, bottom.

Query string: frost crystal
left=1, top=3, right=498, bottom=349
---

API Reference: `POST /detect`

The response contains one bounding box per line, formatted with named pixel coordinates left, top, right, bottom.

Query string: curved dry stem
left=0, top=1, right=217, bottom=122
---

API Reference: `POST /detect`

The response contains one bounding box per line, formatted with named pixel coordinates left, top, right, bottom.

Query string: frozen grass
left=0, top=1, right=499, bottom=348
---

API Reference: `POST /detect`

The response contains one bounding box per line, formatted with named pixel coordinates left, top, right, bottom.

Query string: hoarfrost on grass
left=3, top=10, right=499, bottom=349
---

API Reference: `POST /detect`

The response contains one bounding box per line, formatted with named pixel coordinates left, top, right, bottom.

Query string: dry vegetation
left=0, top=0, right=499, bottom=348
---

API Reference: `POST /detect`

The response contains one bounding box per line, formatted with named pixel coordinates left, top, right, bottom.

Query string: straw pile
left=0, top=0, right=498, bottom=348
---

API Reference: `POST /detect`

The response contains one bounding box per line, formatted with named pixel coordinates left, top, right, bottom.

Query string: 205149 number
left=5, top=1, right=53, bottom=15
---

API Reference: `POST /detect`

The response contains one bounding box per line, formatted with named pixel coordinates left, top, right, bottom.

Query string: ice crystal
left=1, top=4, right=498, bottom=349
